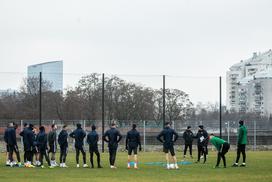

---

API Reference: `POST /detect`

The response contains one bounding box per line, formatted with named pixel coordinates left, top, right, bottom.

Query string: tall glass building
left=27, top=61, right=63, bottom=92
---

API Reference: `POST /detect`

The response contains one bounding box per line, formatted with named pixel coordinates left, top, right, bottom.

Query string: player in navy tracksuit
left=4, top=123, right=21, bottom=167
left=58, top=125, right=69, bottom=168
left=69, top=123, right=88, bottom=168
left=103, top=123, right=122, bottom=169
left=87, top=125, right=102, bottom=168
left=157, top=122, right=179, bottom=169
left=126, top=124, right=141, bottom=169
left=20, top=124, right=35, bottom=167
left=195, top=125, right=208, bottom=163
left=36, top=126, right=52, bottom=168
left=20, top=123, right=28, bottom=163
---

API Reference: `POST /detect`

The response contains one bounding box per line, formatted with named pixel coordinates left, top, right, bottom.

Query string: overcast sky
left=0, top=0, right=272, bottom=104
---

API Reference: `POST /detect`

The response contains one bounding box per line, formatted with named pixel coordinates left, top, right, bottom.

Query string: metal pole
left=39, top=72, right=42, bottom=126
left=163, top=75, right=166, bottom=127
left=143, top=120, right=146, bottom=152
left=219, top=76, right=222, bottom=138
left=102, top=73, right=105, bottom=153
left=227, top=121, right=230, bottom=143
left=254, top=120, right=256, bottom=151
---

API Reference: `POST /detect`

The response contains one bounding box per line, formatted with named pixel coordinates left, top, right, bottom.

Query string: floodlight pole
left=102, top=73, right=105, bottom=153
left=39, top=72, right=42, bottom=126
left=163, top=75, right=166, bottom=127
left=219, top=76, right=222, bottom=138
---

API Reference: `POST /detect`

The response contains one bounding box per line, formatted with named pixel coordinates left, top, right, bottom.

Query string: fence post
left=254, top=120, right=256, bottom=151
left=227, top=121, right=230, bottom=143
left=143, top=120, right=146, bottom=152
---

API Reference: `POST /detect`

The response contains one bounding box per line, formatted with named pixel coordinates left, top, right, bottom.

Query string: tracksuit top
left=238, top=125, right=247, bottom=145
left=209, top=136, right=227, bottom=151
left=157, top=127, right=179, bottom=148
left=58, top=130, right=68, bottom=148
left=103, top=128, right=122, bottom=149
left=69, top=127, right=86, bottom=148
left=126, top=129, right=141, bottom=149
left=87, top=130, right=99, bottom=149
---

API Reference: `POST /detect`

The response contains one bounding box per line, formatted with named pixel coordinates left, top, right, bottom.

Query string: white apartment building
left=28, top=61, right=63, bottom=92
left=226, top=50, right=272, bottom=116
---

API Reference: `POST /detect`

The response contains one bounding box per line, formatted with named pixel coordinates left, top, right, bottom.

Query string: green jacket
left=238, top=125, right=247, bottom=145
left=209, top=136, right=226, bottom=151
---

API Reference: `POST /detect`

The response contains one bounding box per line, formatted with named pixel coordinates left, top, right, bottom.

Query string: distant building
left=0, top=89, right=16, bottom=98
left=226, top=50, right=272, bottom=116
left=27, top=61, right=63, bottom=92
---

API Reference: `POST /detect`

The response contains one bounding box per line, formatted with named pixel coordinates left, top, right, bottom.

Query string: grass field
left=0, top=151, right=272, bottom=182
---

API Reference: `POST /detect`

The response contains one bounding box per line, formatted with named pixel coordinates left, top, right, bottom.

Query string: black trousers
left=25, top=150, right=33, bottom=162
left=197, top=145, right=206, bottom=163
left=8, top=145, right=21, bottom=163
left=235, top=144, right=246, bottom=163
left=59, top=146, right=68, bottom=163
left=76, top=147, right=86, bottom=164
left=184, top=143, right=192, bottom=156
left=39, top=149, right=51, bottom=166
left=109, top=148, right=117, bottom=166
left=90, top=147, right=101, bottom=167
left=216, top=142, right=230, bottom=167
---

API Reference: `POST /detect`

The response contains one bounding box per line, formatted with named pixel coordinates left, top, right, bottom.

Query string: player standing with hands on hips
left=157, top=122, right=179, bottom=169
left=103, top=122, right=122, bottom=169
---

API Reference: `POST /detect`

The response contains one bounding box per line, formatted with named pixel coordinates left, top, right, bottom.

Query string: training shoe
left=110, top=165, right=117, bottom=169
left=240, top=163, right=246, bottom=167
left=49, top=166, right=54, bottom=169
left=174, top=164, right=179, bottom=169
left=213, top=166, right=219, bottom=169
left=232, top=163, right=239, bottom=167
left=76, top=164, right=80, bottom=168
left=41, top=165, right=45, bottom=168
left=83, top=164, right=88, bottom=168
left=62, top=164, right=68, bottom=168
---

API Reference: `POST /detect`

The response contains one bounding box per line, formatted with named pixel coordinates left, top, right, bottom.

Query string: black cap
left=187, top=126, right=191, bottom=129
left=239, top=120, right=244, bottom=125
left=199, top=125, right=204, bottom=129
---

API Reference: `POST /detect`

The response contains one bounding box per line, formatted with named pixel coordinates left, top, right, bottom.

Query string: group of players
left=4, top=120, right=247, bottom=169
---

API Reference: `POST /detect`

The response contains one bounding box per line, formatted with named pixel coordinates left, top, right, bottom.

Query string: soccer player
left=48, top=124, right=58, bottom=166
left=232, top=120, right=248, bottom=167
left=103, top=123, right=122, bottom=169
left=37, top=126, right=53, bottom=168
left=22, top=124, right=35, bottom=167
left=209, top=134, right=230, bottom=168
left=69, top=123, right=88, bottom=168
left=58, top=125, right=69, bottom=168
left=126, top=124, right=142, bottom=169
left=182, top=126, right=194, bottom=160
left=157, top=122, right=179, bottom=169
left=4, top=123, right=22, bottom=167
left=33, top=127, right=41, bottom=166
left=20, top=123, right=28, bottom=164
left=195, top=125, right=208, bottom=163
left=4, top=123, right=12, bottom=166
left=87, top=125, right=102, bottom=168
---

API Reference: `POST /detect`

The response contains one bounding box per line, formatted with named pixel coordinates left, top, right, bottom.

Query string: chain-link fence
left=0, top=72, right=271, bottom=152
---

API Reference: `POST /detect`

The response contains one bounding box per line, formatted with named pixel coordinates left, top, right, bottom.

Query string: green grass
left=0, top=151, right=272, bottom=182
